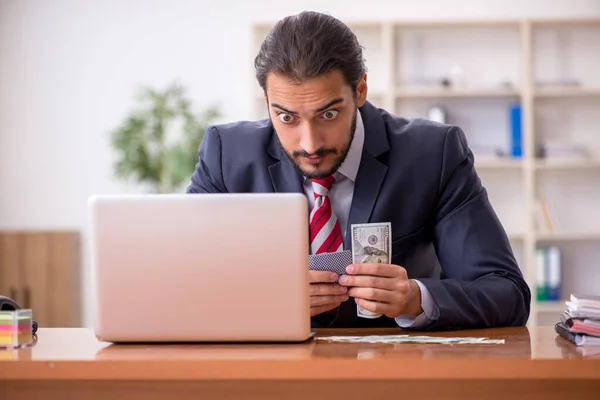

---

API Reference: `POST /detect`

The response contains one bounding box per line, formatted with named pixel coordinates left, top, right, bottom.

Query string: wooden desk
left=0, top=327, right=598, bottom=399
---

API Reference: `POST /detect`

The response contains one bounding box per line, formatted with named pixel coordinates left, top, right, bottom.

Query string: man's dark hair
left=254, top=11, right=366, bottom=93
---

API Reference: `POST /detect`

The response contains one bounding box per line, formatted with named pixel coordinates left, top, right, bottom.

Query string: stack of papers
left=555, top=294, right=600, bottom=346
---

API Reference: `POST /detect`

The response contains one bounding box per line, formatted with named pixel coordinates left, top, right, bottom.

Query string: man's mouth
left=304, top=155, right=324, bottom=165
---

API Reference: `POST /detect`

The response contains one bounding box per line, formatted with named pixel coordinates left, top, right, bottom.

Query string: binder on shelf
left=509, top=102, right=522, bottom=159
left=546, top=246, right=562, bottom=301
left=536, top=246, right=562, bottom=303
left=536, top=248, right=547, bottom=301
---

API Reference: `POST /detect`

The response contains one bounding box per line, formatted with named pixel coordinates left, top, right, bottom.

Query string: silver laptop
left=88, top=193, right=311, bottom=343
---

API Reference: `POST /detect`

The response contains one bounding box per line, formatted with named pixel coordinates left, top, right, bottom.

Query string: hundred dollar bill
left=351, top=222, right=392, bottom=319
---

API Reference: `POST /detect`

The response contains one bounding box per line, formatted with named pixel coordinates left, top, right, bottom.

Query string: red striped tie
left=309, top=176, right=343, bottom=255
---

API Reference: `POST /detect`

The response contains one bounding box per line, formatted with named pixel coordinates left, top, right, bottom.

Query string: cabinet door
left=0, top=233, right=22, bottom=303
left=2, top=231, right=81, bottom=327
left=48, top=232, right=81, bottom=327
left=22, top=233, right=50, bottom=326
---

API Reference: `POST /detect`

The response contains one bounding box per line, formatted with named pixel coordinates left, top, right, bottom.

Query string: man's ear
left=356, top=74, right=368, bottom=107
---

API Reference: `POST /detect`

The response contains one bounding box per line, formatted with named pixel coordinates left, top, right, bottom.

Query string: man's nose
left=299, top=123, right=324, bottom=155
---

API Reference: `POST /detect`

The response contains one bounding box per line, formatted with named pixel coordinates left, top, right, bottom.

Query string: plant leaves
left=110, top=81, right=220, bottom=193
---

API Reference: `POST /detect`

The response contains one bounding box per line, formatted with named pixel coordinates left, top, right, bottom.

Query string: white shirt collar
left=335, top=109, right=364, bottom=183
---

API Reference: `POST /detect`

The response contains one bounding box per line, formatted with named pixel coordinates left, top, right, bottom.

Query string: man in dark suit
left=187, top=11, right=531, bottom=330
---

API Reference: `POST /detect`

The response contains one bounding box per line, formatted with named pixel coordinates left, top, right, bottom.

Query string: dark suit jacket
left=187, top=101, right=531, bottom=330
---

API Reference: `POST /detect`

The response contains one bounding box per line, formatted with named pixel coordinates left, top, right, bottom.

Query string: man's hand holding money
left=338, top=263, right=423, bottom=319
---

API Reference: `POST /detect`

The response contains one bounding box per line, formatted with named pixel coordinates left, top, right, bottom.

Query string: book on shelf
left=535, top=198, right=559, bottom=234
left=535, top=246, right=562, bottom=301
left=555, top=294, right=600, bottom=347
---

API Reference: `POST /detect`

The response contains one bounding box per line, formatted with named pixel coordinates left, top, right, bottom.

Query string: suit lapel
left=343, top=151, right=388, bottom=249
left=266, top=131, right=304, bottom=194
left=342, top=102, right=390, bottom=250
left=268, top=161, right=304, bottom=193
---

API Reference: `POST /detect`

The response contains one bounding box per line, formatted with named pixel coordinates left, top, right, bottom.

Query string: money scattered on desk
left=351, top=222, right=392, bottom=319
left=315, top=334, right=505, bottom=345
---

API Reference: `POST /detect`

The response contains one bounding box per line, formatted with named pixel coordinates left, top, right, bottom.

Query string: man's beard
left=278, top=108, right=357, bottom=179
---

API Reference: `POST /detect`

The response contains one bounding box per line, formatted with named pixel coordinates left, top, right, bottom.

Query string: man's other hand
left=309, top=270, right=349, bottom=316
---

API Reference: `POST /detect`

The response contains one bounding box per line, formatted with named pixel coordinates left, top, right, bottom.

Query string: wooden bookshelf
left=536, top=232, right=600, bottom=242
left=475, top=159, right=523, bottom=170
left=535, top=159, right=600, bottom=170
left=534, top=87, right=600, bottom=98
left=396, top=87, right=520, bottom=98
left=536, top=300, right=567, bottom=313
left=251, top=18, right=600, bottom=327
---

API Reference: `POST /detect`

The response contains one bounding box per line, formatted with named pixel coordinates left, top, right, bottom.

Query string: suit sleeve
left=186, top=126, right=228, bottom=194
left=416, top=126, right=531, bottom=330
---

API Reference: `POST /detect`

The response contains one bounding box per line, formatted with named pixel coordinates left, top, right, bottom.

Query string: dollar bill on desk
left=351, top=222, right=392, bottom=319
left=315, top=335, right=505, bottom=345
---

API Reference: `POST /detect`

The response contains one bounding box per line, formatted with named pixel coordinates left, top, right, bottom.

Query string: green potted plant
left=110, top=82, right=220, bottom=193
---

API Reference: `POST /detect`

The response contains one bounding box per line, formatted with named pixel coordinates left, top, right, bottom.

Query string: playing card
left=308, top=250, right=352, bottom=276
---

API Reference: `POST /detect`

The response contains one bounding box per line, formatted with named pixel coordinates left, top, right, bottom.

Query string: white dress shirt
left=303, top=110, right=437, bottom=329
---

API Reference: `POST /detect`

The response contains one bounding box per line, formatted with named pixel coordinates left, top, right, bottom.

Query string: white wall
left=2, top=0, right=600, bottom=327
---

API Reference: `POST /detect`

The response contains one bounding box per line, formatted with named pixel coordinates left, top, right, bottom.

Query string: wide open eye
left=278, top=113, right=295, bottom=124
left=322, top=110, right=339, bottom=120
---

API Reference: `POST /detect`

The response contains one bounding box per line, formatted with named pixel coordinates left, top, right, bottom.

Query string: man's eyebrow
left=316, top=98, right=344, bottom=112
left=270, top=103, right=297, bottom=115
left=270, top=98, right=345, bottom=115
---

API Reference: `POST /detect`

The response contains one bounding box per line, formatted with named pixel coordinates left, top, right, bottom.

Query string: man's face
left=264, top=69, right=368, bottom=179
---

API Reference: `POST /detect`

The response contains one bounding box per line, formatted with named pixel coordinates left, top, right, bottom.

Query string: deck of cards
left=308, top=250, right=352, bottom=276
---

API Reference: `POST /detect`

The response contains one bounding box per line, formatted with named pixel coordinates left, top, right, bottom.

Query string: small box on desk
left=0, top=309, right=34, bottom=349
